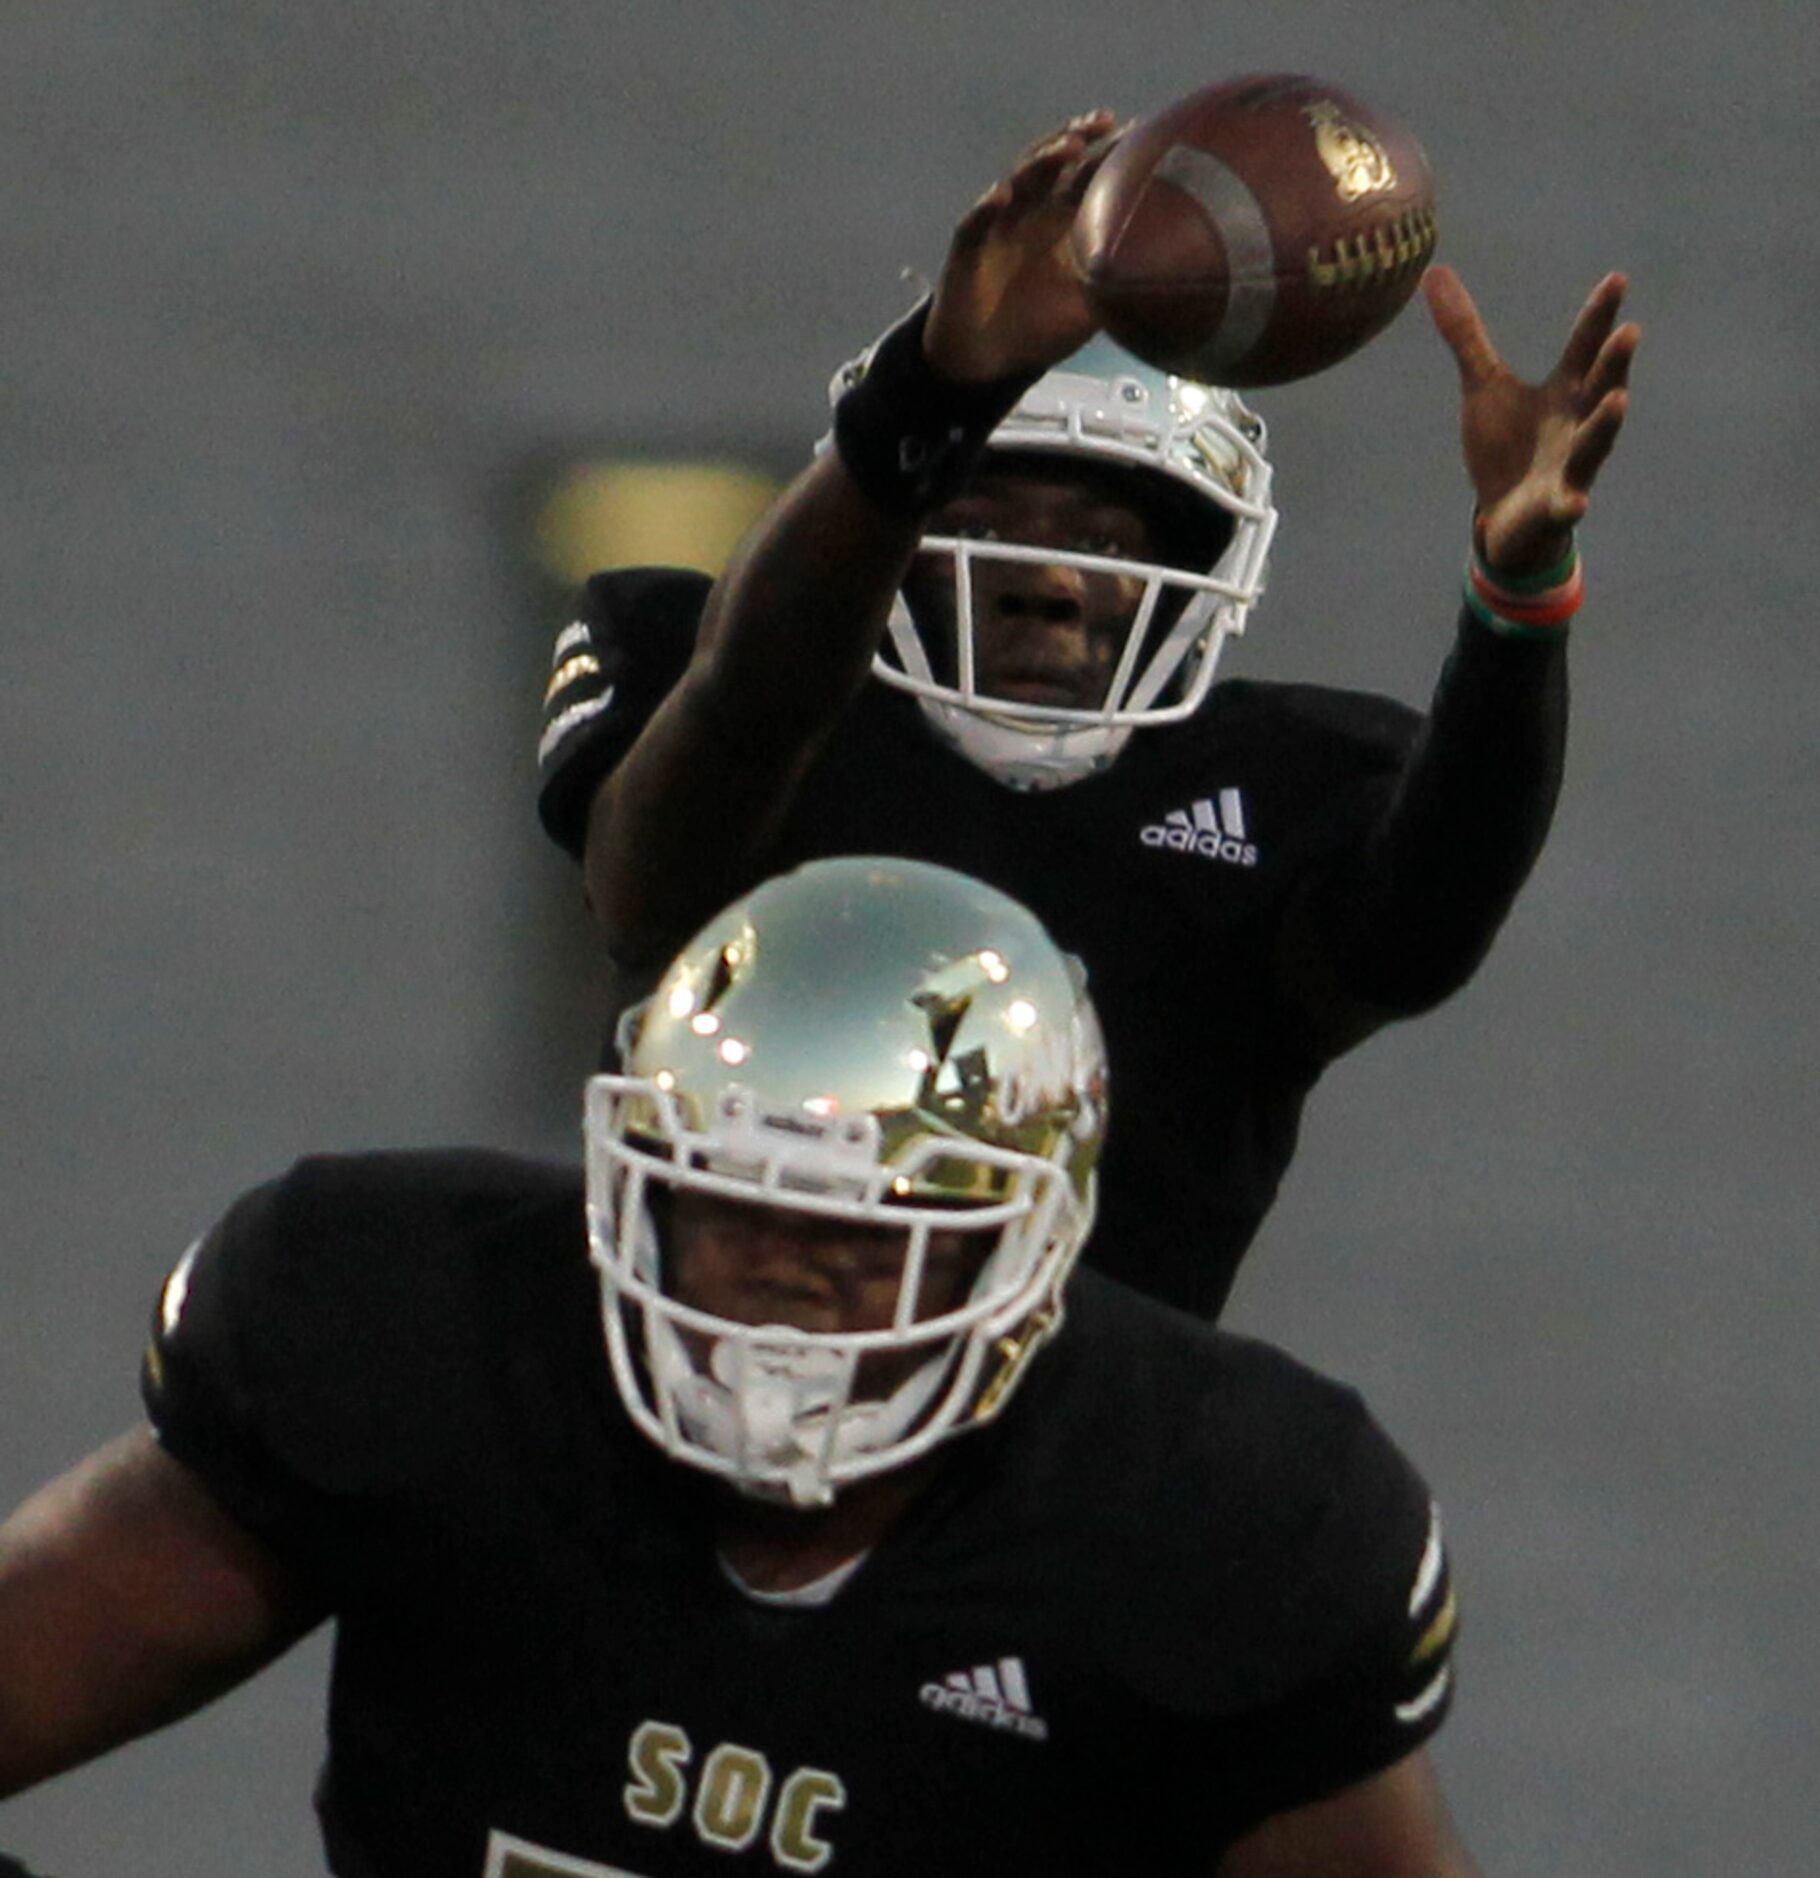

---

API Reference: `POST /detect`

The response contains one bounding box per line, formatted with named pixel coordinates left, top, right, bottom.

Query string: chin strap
left=973, top=1304, right=1062, bottom=1421
left=659, top=1322, right=959, bottom=1508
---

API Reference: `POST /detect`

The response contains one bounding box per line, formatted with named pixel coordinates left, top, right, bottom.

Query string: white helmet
left=585, top=857, right=1105, bottom=1507
left=832, top=334, right=1278, bottom=790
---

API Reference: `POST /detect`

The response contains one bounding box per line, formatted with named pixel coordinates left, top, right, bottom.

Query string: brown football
left=1071, top=74, right=1438, bottom=387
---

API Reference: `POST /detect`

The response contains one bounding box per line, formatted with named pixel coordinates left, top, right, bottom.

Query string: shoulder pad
left=537, top=566, right=712, bottom=858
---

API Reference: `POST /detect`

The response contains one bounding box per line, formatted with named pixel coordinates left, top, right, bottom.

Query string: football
left=1071, top=74, right=1438, bottom=387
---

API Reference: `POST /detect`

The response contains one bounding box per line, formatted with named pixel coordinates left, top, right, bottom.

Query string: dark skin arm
left=1273, top=268, right=1641, bottom=1043
left=582, top=460, right=918, bottom=962
left=0, top=1428, right=321, bottom=1799
left=1216, top=1749, right=1482, bottom=1878
left=583, top=114, right=1120, bottom=963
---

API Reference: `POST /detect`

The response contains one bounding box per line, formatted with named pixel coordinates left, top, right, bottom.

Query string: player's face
left=664, top=1189, right=984, bottom=1338
left=905, top=465, right=1163, bottom=710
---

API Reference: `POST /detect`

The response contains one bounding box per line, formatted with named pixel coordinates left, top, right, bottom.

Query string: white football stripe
left=1153, top=145, right=1277, bottom=378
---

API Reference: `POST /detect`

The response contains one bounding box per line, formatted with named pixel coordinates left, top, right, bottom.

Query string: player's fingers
left=1422, top=266, right=1503, bottom=387
left=1547, top=488, right=1594, bottom=532
left=1561, top=388, right=1630, bottom=492
left=1581, top=320, right=1642, bottom=404
left=1011, top=110, right=1117, bottom=167
left=950, top=181, right=1013, bottom=252
left=1003, top=143, right=1067, bottom=199
left=1058, top=122, right=1128, bottom=207
left=1007, top=112, right=1118, bottom=199
left=1555, top=272, right=1629, bottom=383
left=1010, top=122, right=1078, bottom=168
left=1002, top=141, right=1089, bottom=216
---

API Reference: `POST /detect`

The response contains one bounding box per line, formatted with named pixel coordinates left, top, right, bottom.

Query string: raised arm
left=0, top=1428, right=320, bottom=1799
left=1276, top=269, right=1641, bottom=1045
left=581, top=114, right=1118, bottom=962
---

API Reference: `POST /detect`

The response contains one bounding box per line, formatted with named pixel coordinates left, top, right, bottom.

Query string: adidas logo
left=1140, top=790, right=1258, bottom=867
left=919, top=1656, right=1049, bottom=1741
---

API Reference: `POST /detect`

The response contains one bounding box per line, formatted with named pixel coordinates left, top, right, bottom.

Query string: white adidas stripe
left=1396, top=1662, right=1452, bottom=1726
left=998, top=1656, right=1032, bottom=1711
left=537, top=688, right=615, bottom=768
left=944, top=1657, right=1034, bottom=1712
left=1409, top=1501, right=1446, bottom=1616
left=1166, top=793, right=1248, bottom=841
left=550, top=620, right=592, bottom=664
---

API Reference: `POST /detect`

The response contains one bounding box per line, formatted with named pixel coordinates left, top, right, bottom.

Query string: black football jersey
left=539, top=570, right=1566, bottom=1318
left=145, top=1151, right=1459, bottom=1878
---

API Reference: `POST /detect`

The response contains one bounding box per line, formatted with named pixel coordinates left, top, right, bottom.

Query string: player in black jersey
left=0, top=858, right=1477, bottom=1875
left=538, top=112, right=1640, bottom=1319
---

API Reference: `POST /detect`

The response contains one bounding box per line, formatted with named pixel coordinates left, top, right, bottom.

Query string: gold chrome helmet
left=830, top=333, right=1278, bottom=791
left=585, top=856, right=1106, bottom=1506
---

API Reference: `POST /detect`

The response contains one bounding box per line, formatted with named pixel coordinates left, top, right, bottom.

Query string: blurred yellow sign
left=529, top=459, right=782, bottom=584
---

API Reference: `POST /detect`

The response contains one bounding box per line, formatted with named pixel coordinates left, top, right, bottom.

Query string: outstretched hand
left=1424, top=265, right=1640, bottom=576
left=924, top=111, right=1123, bottom=385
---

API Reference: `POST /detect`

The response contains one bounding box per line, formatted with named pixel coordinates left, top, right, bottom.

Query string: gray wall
left=4, top=3, right=1813, bottom=1872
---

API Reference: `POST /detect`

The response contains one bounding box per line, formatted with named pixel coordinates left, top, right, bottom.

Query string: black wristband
left=832, top=299, right=1041, bottom=517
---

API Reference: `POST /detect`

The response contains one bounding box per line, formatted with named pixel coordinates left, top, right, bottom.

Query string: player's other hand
left=1424, top=265, right=1641, bottom=577
left=924, top=111, right=1123, bottom=386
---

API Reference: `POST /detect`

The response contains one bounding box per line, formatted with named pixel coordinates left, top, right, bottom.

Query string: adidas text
left=919, top=1682, right=1049, bottom=1741
left=920, top=1658, right=1049, bottom=1741
left=1141, top=793, right=1259, bottom=867
left=1142, top=824, right=1258, bottom=866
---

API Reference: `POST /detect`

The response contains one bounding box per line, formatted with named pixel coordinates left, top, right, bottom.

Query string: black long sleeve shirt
left=541, top=574, right=1566, bottom=1318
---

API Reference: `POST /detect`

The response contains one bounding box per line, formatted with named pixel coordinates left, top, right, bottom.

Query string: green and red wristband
left=1463, top=536, right=1583, bottom=638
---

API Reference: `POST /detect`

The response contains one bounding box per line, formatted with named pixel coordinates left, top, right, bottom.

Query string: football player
left=0, top=858, right=1476, bottom=1874
left=538, top=112, right=1640, bottom=1319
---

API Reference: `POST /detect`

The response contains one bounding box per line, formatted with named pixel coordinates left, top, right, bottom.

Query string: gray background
left=3, top=2, right=1813, bottom=1873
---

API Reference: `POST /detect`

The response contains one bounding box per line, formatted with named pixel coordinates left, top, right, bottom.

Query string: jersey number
left=626, top=1720, right=846, bottom=1872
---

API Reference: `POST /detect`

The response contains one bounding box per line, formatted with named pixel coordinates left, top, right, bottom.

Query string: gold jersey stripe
left=544, top=651, right=602, bottom=707
left=1410, top=1586, right=1458, bottom=1667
